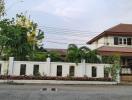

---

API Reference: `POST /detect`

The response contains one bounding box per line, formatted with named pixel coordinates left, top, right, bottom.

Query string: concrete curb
left=0, top=80, right=117, bottom=85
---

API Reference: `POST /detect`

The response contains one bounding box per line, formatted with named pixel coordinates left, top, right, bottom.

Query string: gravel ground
left=0, top=84, right=131, bottom=100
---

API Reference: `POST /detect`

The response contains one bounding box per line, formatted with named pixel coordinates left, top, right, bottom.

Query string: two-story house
left=87, top=24, right=132, bottom=79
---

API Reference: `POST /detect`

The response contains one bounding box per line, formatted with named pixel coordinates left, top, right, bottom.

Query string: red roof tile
left=97, top=46, right=132, bottom=53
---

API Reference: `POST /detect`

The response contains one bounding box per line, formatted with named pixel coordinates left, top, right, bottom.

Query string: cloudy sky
left=5, top=0, right=132, bottom=49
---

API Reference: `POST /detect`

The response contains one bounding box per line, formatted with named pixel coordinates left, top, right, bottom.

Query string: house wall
left=0, top=57, right=110, bottom=78
left=91, top=36, right=132, bottom=49
left=92, top=37, right=105, bottom=49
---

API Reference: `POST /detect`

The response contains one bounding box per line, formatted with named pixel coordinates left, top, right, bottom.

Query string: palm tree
left=67, top=44, right=90, bottom=63
left=67, top=44, right=78, bottom=62
left=67, top=44, right=100, bottom=63
left=78, top=46, right=90, bottom=60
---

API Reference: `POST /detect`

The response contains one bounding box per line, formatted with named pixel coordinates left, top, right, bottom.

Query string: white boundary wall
left=0, top=57, right=111, bottom=78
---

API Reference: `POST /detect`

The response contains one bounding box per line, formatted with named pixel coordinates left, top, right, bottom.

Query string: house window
left=57, top=65, right=62, bottom=76
left=20, top=64, right=26, bottom=75
left=114, top=37, right=132, bottom=46
left=33, top=65, right=39, bottom=76
left=114, top=37, right=118, bottom=45
left=123, top=38, right=127, bottom=45
left=92, top=67, right=97, bottom=77
left=119, top=38, right=123, bottom=44
left=127, top=38, right=132, bottom=45
left=0, top=64, right=1, bottom=75
left=69, top=66, right=75, bottom=77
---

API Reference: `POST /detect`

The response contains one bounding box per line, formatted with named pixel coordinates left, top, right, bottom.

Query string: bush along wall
left=0, top=75, right=113, bottom=82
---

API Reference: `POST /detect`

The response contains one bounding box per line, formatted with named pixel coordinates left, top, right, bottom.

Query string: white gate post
left=81, top=59, right=86, bottom=77
left=8, top=57, right=14, bottom=75
left=46, top=57, right=51, bottom=76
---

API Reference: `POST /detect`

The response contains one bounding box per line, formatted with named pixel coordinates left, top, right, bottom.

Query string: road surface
left=0, top=84, right=131, bottom=100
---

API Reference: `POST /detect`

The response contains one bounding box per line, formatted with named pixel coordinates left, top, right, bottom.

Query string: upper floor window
left=119, top=38, right=123, bottom=44
left=114, top=37, right=118, bottom=45
left=123, top=38, right=127, bottom=44
left=114, top=37, right=132, bottom=46
left=127, top=38, right=132, bottom=45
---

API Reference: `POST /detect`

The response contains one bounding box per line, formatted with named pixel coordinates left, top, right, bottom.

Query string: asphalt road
left=0, top=84, right=131, bottom=100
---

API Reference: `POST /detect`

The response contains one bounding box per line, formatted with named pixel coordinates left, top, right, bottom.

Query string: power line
left=39, top=25, right=101, bottom=35
left=39, top=26, right=100, bottom=33
left=44, top=40, right=86, bottom=45
left=44, top=40, right=107, bottom=45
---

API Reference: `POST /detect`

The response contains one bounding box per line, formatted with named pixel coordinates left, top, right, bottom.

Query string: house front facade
left=87, top=24, right=132, bottom=81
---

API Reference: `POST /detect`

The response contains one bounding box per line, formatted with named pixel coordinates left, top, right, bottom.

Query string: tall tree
left=0, top=14, right=44, bottom=60
left=0, top=0, right=5, bottom=17
left=16, top=14, right=44, bottom=49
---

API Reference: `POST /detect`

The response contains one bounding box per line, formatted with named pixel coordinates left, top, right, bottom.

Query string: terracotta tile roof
left=97, top=46, right=132, bottom=53
left=87, top=24, right=132, bottom=44
left=106, top=24, right=132, bottom=33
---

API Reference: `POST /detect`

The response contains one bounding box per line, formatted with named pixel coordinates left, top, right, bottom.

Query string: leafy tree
left=102, top=55, right=119, bottom=64
left=0, top=14, right=44, bottom=60
left=16, top=14, right=44, bottom=49
left=16, top=14, right=44, bottom=60
left=85, top=50, right=101, bottom=63
left=49, top=51, right=62, bottom=62
left=0, top=0, right=5, bottom=17
left=30, top=51, right=47, bottom=61
left=0, top=18, right=32, bottom=60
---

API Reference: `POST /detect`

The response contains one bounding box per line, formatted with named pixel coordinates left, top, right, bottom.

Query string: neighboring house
left=87, top=24, right=132, bottom=81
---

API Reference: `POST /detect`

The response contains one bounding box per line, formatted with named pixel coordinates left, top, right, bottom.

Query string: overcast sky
left=5, top=0, right=132, bottom=49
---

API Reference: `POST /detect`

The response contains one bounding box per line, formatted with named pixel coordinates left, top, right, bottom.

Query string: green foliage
left=0, top=13, right=44, bottom=60
left=29, top=51, right=47, bottom=61
left=49, top=51, right=62, bottom=62
left=104, top=67, right=111, bottom=78
left=111, top=55, right=120, bottom=80
left=67, top=44, right=79, bottom=62
left=104, top=54, right=120, bottom=81
left=102, top=56, right=115, bottom=64
left=86, top=50, right=101, bottom=63
left=66, top=44, right=100, bottom=63
left=0, top=0, right=5, bottom=17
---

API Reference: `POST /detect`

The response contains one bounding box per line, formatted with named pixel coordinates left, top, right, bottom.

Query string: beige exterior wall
left=90, top=36, right=132, bottom=49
